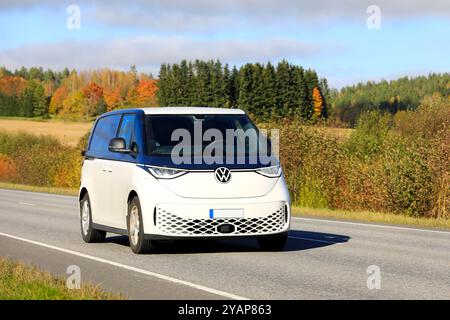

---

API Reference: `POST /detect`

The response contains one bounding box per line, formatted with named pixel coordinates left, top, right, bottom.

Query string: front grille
left=156, top=206, right=286, bottom=236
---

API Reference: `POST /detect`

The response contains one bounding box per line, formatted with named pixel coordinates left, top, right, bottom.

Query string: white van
left=79, top=107, right=290, bottom=254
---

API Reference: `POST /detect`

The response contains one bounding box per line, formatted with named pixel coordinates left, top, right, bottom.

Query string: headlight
left=255, top=165, right=282, bottom=178
left=146, top=166, right=187, bottom=179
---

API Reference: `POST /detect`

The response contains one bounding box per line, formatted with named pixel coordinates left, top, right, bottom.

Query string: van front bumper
left=144, top=201, right=290, bottom=240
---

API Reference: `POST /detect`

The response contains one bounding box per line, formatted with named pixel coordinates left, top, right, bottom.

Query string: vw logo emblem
left=214, top=167, right=231, bottom=183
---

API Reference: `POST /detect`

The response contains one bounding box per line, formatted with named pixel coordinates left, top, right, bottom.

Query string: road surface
left=0, top=189, right=449, bottom=299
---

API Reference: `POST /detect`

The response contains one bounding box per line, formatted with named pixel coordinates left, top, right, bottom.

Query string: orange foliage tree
left=49, top=86, right=69, bottom=115
left=82, top=82, right=104, bottom=116
left=104, top=88, right=123, bottom=111
left=312, top=86, right=324, bottom=117
left=136, top=78, right=158, bottom=107
left=0, top=76, right=27, bottom=96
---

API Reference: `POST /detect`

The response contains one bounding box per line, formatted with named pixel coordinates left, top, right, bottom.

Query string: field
left=0, top=117, right=353, bottom=146
left=0, top=118, right=92, bottom=146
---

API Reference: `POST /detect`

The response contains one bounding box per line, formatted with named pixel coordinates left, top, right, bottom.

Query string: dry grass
left=0, top=181, right=78, bottom=196
left=292, top=206, right=450, bottom=230
left=0, top=118, right=352, bottom=146
left=0, top=257, right=124, bottom=300
left=0, top=118, right=92, bottom=146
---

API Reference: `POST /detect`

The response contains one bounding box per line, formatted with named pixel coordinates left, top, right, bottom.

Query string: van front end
left=136, top=168, right=291, bottom=241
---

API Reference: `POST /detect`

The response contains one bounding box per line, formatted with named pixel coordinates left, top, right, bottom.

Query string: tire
left=80, top=193, right=106, bottom=243
left=257, top=233, right=288, bottom=251
left=127, top=196, right=154, bottom=254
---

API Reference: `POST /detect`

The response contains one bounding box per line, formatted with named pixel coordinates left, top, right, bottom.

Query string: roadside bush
left=392, top=94, right=449, bottom=218
left=271, top=94, right=449, bottom=218
left=76, top=131, right=91, bottom=151
left=0, top=154, right=16, bottom=181
left=344, top=110, right=392, bottom=160
left=0, top=131, right=82, bottom=189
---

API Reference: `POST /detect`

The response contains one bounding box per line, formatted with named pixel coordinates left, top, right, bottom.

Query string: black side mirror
left=108, top=137, right=130, bottom=153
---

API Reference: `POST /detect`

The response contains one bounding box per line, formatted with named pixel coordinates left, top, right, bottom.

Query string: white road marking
left=288, top=236, right=344, bottom=244
left=293, top=217, right=450, bottom=235
left=0, top=231, right=249, bottom=300
left=18, top=202, right=36, bottom=206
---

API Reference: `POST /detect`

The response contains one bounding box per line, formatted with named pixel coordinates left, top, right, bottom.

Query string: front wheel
left=257, top=233, right=288, bottom=251
left=80, top=193, right=106, bottom=243
left=127, top=196, right=154, bottom=254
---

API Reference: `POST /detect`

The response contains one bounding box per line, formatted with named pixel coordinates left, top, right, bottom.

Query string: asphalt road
left=0, top=188, right=449, bottom=300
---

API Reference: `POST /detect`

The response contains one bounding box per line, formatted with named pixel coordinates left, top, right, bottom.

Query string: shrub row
left=0, top=132, right=82, bottom=189
left=274, top=94, right=449, bottom=218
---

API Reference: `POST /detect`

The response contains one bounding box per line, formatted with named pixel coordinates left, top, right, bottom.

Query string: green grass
left=1, top=181, right=448, bottom=230
left=0, top=257, right=124, bottom=300
left=292, top=206, right=450, bottom=230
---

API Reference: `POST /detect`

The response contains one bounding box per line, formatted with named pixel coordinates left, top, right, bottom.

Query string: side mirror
left=108, top=137, right=130, bottom=153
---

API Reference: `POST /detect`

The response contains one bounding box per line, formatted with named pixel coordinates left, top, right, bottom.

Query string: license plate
left=209, top=209, right=244, bottom=219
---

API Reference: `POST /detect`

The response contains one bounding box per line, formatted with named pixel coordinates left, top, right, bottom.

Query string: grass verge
left=0, top=182, right=78, bottom=196
left=0, top=257, right=124, bottom=300
left=292, top=206, right=450, bottom=230
left=1, top=181, right=448, bottom=230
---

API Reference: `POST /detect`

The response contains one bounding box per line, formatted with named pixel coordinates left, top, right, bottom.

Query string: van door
left=86, top=114, right=121, bottom=227
left=108, top=113, right=138, bottom=230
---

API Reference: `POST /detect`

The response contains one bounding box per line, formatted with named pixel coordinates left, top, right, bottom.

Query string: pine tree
left=228, top=66, right=239, bottom=108
left=237, top=63, right=255, bottom=114
left=318, top=78, right=330, bottom=118
left=21, top=81, right=36, bottom=117
left=32, top=82, right=48, bottom=116
left=157, top=63, right=169, bottom=106
left=275, top=60, right=293, bottom=117
left=261, top=62, right=277, bottom=119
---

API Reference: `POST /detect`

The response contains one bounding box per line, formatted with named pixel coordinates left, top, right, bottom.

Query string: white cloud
left=0, top=36, right=330, bottom=75
left=1, top=0, right=449, bottom=32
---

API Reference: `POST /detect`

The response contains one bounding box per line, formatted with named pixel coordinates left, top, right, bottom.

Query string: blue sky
left=0, top=0, right=449, bottom=88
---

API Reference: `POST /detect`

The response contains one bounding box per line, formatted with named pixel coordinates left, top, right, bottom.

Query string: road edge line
left=0, top=231, right=249, bottom=300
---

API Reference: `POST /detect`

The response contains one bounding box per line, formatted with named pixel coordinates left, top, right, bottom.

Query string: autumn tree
left=81, top=82, right=104, bottom=117
left=0, top=76, right=27, bottom=96
left=104, top=88, right=123, bottom=111
left=136, top=77, right=158, bottom=107
left=49, top=86, right=69, bottom=115
left=312, top=86, right=324, bottom=118
left=61, top=91, right=85, bottom=118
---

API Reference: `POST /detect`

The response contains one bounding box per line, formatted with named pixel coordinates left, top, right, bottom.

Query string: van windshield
left=145, top=114, right=271, bottom=159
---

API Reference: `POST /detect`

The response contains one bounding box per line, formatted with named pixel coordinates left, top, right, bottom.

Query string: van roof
left=139, top=107, right=246, bottom=115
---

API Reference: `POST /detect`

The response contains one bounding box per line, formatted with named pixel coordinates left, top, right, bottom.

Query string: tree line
left=158, top=60, right=330, bottom=121
left=2, top=63, right=447, bottom=125
left=0, top=66, right=158, bottom=119
left=333, top=73, right=450, bottom=126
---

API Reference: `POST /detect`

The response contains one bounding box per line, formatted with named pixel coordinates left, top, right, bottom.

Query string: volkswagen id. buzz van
left=79, top=107, right=290, bottom=254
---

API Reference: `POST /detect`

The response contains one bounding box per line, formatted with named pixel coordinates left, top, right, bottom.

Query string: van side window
left=89, top=114, right=121, bottom=153
left=117, top=114, right=136, bottom=149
